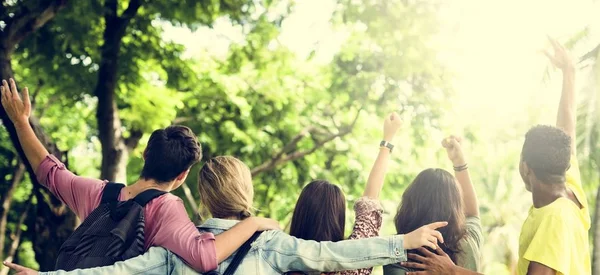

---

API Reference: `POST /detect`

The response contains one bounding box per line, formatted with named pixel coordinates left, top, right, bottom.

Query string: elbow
left=194, top=249, right=218, bottom=273
left=193, top=261, right=217, bottom=273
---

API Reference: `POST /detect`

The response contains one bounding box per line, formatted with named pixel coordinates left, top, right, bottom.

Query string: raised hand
left=383, top=112, right=402, bottom=141
left=3, top=261, right=38, bottom=275
left=403, top=221, right=447, bottom=250
left=544, top=37, right=574, bottom=72
left=0, top=78, right=31, bottom=125
left=441, top=136, right=466, bottom=167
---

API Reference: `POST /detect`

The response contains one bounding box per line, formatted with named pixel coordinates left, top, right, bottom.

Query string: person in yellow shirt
left=516, top=38, right=591, bottom=275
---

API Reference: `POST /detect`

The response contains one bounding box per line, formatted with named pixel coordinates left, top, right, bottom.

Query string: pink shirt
left=35, top=155, right=217, bottom=272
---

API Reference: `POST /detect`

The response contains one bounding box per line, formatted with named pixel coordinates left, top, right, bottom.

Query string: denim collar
left=197, top=218, right=241, bottom=231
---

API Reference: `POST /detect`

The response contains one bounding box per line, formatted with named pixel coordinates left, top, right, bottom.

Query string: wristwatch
left=380, top=140, right=394, bottom=152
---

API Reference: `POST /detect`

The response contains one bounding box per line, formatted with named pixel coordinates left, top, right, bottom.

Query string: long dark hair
left=394, top=168, right=466, bottom=262
left=289, top=180, right=346, bottom=242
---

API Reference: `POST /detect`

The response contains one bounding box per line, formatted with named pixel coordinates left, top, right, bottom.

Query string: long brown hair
left=289, top=180, right=346, bottom=242
left=394, top=168, right=466, bottom=262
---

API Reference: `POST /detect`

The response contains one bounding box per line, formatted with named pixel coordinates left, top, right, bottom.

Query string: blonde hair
left=198, top=156, right=254, bottom=219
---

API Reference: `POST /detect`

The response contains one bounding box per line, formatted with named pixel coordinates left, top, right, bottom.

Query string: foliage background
left=0, top=0, right=599, bottom=274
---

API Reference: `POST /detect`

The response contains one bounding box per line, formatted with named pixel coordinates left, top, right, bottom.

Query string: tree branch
left=4, top=0, right=68, bottom=50
left=0, top=160, right=25, bottom=259
left=251, top=109, right=362, bottom=176
left=121, top=0, right=143, bottom=20
left=124, top=128, right=143, bottom=152
left=29, top=79, right=44, bottom=110
left=180, top=182, right=198, bottom=215
left=0, top=193, right=32, bottom=275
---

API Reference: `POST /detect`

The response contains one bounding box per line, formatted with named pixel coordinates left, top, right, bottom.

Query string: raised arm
left=442, top=136, right=478, bottom=217
left=363, top=112, right=402, bottom=199
left=545, top=38, right=576, bottom=155
left=0, top=78, right=48, bottom=169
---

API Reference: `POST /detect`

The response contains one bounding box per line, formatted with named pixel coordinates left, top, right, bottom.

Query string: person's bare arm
left=442, top=136, right=478, bottom=217
left=363, top=112, right=402, bottom=199
left=545, top=38, right=576, bottom=155
left=0, top=78, right=48, bottom=169
left=527, top=261, right=556, bottom=275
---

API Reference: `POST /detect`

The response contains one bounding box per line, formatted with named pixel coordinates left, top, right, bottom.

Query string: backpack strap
left=101, top=183, right=126, bottom=203
left=133, top=189, right=167, bottom=207
left=222, top=231, right=262, bottom=275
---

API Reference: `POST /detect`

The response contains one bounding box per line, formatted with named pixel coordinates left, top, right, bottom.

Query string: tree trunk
left=0, top=160, right=25, bottom=260
left=0, top=1, right=74, bottom=270
left=95, top=0, right=143, bottom=183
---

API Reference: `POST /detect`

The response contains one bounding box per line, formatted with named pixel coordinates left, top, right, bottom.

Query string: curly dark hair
left=522, top=125, right=571, bottom=183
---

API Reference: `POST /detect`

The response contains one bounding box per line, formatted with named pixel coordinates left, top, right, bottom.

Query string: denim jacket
left=41, top=218, right=407, bottom=275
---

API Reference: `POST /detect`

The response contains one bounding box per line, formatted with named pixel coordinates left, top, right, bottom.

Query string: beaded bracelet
left=453, top=163, right=468, bottom=171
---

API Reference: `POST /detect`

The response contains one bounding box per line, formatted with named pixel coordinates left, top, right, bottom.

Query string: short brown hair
left=289, top=180, right=346, bottom=242
left=394, top=168, right=466, bottom=262
left=198, top=156, right=254, bottom=219
left=140, top=125, right=201, bottom=183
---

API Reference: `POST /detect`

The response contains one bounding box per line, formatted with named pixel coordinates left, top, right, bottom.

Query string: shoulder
left=464, top=216, right=483, bottom=239
left=144, top=193, right=186, bottom=219
left=528, top=204, right=577, bottom=234
left=147, top=193, right=183, bottom=206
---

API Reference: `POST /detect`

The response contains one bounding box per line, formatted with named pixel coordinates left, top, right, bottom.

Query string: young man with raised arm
left=516, top=38, right=590, bottom=275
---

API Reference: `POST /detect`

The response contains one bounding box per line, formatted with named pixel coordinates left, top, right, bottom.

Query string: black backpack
left=55, top=182, right=166, bottom=271
left=204, top=231, right=262, bottom=275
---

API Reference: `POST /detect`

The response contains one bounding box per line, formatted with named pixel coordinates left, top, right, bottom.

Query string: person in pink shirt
left=0, top=78, right=280, bottom=273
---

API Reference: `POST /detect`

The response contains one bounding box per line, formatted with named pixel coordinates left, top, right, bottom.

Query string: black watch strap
left=380, top=140, right=394, bottom=152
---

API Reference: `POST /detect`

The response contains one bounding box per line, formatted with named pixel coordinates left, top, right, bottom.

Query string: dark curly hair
left=522, top=125, right=571, bottom=183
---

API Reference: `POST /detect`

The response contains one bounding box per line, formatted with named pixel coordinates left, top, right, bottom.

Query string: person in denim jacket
left=7, top=156, right=447, bottom=275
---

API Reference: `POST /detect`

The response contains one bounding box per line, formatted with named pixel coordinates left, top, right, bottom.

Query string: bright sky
left=162, top=0, right=600, bottom=134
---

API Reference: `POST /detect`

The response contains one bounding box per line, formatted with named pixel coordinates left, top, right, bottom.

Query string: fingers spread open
left=401, top=261, right=427, bottom=270
left=435, top=245, right=447, bottom=256
left=23, top=87, right=30, bottom=111
left=407, top=253, right=427, bottom=263
left=2, top=79, right=11, bottom=99
left=417, top=247, right=435, bottom=257
left=9, top=78, right=18, bottom=100
left=432, top=229, right=444, bottom=243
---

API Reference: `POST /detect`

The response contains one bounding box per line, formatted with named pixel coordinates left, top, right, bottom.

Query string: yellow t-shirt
left=517, top=156, right=591, bottom=275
